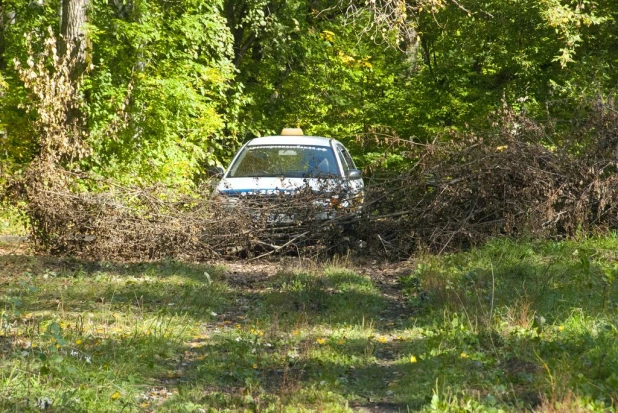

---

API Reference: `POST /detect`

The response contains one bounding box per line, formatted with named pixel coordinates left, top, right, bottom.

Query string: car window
left=336, top=144, right=356, bottom=174
left=228, top=145, right=340, bottom=178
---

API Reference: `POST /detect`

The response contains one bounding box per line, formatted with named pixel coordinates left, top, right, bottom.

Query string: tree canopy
left=1, top=0, right=616, bottom=186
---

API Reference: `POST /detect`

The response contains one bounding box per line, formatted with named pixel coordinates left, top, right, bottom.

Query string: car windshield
left=228, top=145, right=341, bottom=178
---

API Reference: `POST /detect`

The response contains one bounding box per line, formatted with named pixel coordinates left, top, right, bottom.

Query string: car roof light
left=280, top=128, right=304, bottom=136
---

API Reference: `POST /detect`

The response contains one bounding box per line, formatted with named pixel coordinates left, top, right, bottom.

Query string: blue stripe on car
left=218, top=188, right=298, bottom=196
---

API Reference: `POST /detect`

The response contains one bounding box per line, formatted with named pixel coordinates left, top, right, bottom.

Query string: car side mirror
left=347, top=169, right=362, bottom=180
left=208, top=166, right=225, bottom=178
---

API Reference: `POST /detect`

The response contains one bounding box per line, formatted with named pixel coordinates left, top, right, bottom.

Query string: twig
left=248, top=231, right=310, bottom=261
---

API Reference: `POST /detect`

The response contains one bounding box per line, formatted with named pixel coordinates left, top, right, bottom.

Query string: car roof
left=246, top=135, right=334, bottom=147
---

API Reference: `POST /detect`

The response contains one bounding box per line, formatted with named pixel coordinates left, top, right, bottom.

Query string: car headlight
left=329, top=195, right=341, bottom=209
left=215, top=194, right=239, bottom=208
left=331, top=192, right=364, bottom=210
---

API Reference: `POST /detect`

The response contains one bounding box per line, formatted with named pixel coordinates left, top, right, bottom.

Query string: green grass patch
left=0, top=203, right=27, bottom=236
left=0, top=236, right=617, bottom=411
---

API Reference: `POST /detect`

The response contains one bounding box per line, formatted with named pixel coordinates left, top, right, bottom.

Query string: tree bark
left=59, top=0, right=89, bottom=77
left=0, top=0, right=5, bottom=70
left=223, top=1, right=249, bottom=68
left=58, top=0, right=89, bottom=132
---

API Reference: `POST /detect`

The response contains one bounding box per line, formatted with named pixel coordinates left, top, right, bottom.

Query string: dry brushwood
left=9, top=27, right=618, bottom=261
left=11, top=102, right=618, bottom=261
left=21, top=102, right=618, bottom=261
left=359, top=102, right=618, bottom=258
left=14, top=28, right=89, bottom=166
left=17, top=172, right=360, bottom=261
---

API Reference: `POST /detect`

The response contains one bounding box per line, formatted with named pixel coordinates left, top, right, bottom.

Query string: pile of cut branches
left=359, top=101, right=618, bottom=258
left=7, top=169, right=358, bottom=260
left=8, top=102, right=618, bottom=261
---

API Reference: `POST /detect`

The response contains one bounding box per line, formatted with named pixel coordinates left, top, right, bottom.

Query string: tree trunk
left=58, top=0, right=89, bottom=134
left=0, top=0, right=5, bottom=70
left=59, top=0, right=89, bottom=77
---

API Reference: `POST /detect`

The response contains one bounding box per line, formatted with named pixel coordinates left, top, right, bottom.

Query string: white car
left=215, top=128, right=364, bottom=224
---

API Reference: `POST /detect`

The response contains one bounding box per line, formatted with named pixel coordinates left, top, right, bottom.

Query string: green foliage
left=1, top=0, right=237, bottom=190
left=0, top=0, right=60, bottom=166
left=222, top=0, right=617, bottom=170
left=225, top=2, right=415, bottom=166
left=1, top=0, right=618, bottom=183
left=0, top=203, right=27, bottom=236
left=378, top=0, right=614, bottom=140
left=83, top=0, right=236, bottom=188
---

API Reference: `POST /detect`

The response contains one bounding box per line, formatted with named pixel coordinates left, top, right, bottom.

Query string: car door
left=334, top=143, right=364, bottom=207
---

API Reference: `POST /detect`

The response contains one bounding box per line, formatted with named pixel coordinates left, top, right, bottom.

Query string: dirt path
left=1, top=242, right=417, bottom=412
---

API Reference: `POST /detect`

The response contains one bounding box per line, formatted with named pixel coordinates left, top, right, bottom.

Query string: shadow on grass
left=1, top=242, right=618, bottom=411
left=259, top=270, right=395, bottom=326
left=0, top=253, right=226, bottom=282
left=171, top=320, right=618, bottom=411
left=0, top=254, right=231, bottom=317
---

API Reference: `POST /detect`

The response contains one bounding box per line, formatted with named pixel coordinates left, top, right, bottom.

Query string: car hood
left=216, top=177, right=350, bottom=196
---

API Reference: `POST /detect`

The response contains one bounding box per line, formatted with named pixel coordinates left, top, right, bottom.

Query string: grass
left=0, top=203, right=27, bottom=236
left=0, top=235, right=617, bottom=411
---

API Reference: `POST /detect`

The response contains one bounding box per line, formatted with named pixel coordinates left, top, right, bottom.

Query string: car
left=214, top=128, right=364, bottom=225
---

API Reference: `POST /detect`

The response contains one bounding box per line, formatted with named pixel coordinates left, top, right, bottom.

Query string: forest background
left=2, top=0, right=617, bottom=191
left=2, top=3, right=618, bottom=410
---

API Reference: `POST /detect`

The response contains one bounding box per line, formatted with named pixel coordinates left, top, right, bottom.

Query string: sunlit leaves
left=1, top=0, right=618, bottom=183
left=540, top=0, right=609, bottom=67
left=85, top=0, right=237, bottom=188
